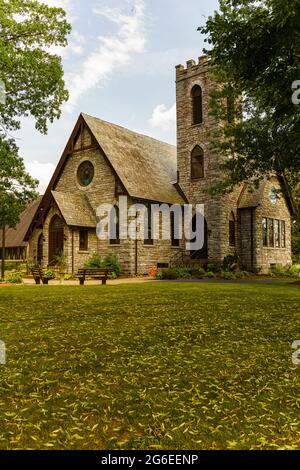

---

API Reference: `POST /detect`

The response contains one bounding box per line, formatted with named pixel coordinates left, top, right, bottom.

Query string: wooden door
left=48, top=215, right=64, bottom=265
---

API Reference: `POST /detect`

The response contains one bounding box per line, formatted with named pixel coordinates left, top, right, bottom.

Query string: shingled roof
left=0, top=197, right=42, bottom=248
left=82, top=113, right=183, bottom=205
left=51, top=191, right=97, bottom=228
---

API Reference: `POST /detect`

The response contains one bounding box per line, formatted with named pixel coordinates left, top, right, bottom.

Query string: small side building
left=0, top=197, right=42, bottom=262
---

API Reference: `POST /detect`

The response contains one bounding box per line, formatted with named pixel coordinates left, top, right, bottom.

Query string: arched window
left=229, top=212, right=236, bottom=247
left=191, top=146, right=204, bottom=180
left=110, top=205, right=120, bottom=245
left=191, top=85, right=203, bottom=125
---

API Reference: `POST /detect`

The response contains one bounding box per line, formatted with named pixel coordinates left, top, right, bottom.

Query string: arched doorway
left=48, top=215, right=64, bottom=265
left=37, top=233, right=44, bottom=266
left=190, top=215, right=208, bottom=260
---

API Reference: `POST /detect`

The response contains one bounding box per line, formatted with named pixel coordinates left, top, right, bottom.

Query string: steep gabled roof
left=51, top=191, right=97, bottom=228
left=82, top=113, right=183, bottom=205
left=0, top=197, right=42, bottom=248
left=238, top=177, right=295, bottom=215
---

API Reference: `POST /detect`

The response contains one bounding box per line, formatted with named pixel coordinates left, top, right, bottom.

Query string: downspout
left=72, top=229, right=74, bottom=274
left=251, top=208, right=254, bottom=269
left=135, top=239, right=138, bottom=277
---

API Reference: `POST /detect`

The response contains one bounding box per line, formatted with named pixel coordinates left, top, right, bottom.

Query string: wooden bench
left=76, top=268, right=111, bottom=286
left=32, top=268, right=51, bottom=285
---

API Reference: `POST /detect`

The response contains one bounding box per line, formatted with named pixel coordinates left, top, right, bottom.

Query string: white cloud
left=25, top=160, right=56, bottom=194
left=65, top=0, right=146, bottom=111
left=149, top=103, right=176, bottom=132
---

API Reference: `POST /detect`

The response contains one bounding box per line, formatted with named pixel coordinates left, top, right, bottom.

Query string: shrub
left=4, top=261, right=22, bottom=272
left=287, top=264, right=300, bottom=278
left=161, top=269, right=178, bottom=280
left=85, top=254, right=102, bottom=268
left=234, top=269, right=249, bottom=279
left=103, top=253, right=121, bottom=277
left=5, top=272, right=23, bottom=284
left=269, top=264, right=285, bottom=277
left=44, top=269, right=56, bottom=280
left=221, top=271, right=236, bottom=280
left=207, top=262, right=222, bottom=273
left=175, top=267, right=192, bottom=279
left=64, top=274, right=74, bottom=281
left=222, top=254, right=239, bottom=272
left=204, top=271, right=215, bottom=279
left=190, top=266, right=206, bottom=279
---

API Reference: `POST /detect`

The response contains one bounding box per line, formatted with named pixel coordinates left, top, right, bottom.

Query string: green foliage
left=85, top=254, right=102, bottom=269
left=222, top=254, right=239, bottom=272
left=5, top=271, right=22, bottom=284
left=0, top=282, right=300, bottom=449
left=43, top=269, right=56, bottom=280
left=85, top=253, right=121, bottom=278
left=204, top=271, right=215, bottom=279
left=54, top=251, right=67, bottom=272
left=199, top=0, right=300, bottom=190
left=64, top=274, right=74, bottom=281
left=288, top=264, right=300, bottom=278
left=221, top=271, right=236, bottom=280
left=102, top=253, right=121, bottom=278
left=207, top=262, right=222, bottom=273
left=175, top=267, right=193, bottom=279
left=0, top=138, right=38, bottom=230
left=160, top=268, right=178, bottom=280
left=269, top=264, right=300, bottom=279
left=0, top=0, right=71, bottom=134
left=234, top=269, right=249, bottom=279
left=189, top=266, right=206, bottom=279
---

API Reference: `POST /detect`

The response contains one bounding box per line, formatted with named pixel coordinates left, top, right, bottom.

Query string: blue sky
left=17, top=0, right=219, bottom=192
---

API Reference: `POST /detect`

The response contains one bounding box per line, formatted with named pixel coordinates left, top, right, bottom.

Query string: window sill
left=78, top=250, right=90, bottom=254
left=191, top=177, right=205, bottom=182
left=110, top=244, right=121, bottom=247
left=191, top=123, right=204, bottom=128
left=262, top=246, right=286, bottom=250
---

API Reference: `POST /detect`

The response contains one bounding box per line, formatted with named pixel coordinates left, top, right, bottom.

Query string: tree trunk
left=1, top=227, right=5, bottom=280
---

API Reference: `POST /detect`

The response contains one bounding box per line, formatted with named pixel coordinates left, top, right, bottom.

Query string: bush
left=161, top=269, right=178, bottom=280
left=221, top=271, right=236, bottom=280
left=175, top=267, right=192, bottom=279
left=207, top=262, right=222, bottom=273
left=222, top=254, right=239, bottom=272
left=4, top=261, right=23, bottom=272
left=287, top=264, right=300, bottom=278
left=85, top=254, right=102, bottom=268
left=190, top=266, right=206, bottom=279
left=102, top=253, right=121, bottom=277
left=64, top=274, right=74, bottom=281
left=44, top=269, right=56, bottom=280
left=5, top=272, right=23, bottom=284
left=204, top=271, right=215, bottom=279
left=269, top=264, right=285, bottom=277
left=234, top=269, right=249, bottom=279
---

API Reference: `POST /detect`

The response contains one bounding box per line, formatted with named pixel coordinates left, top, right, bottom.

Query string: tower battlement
left=175, top=55, right=209, bottom=79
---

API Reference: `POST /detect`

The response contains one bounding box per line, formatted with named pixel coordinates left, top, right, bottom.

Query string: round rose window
left=77, top=161, right=94, bottom=187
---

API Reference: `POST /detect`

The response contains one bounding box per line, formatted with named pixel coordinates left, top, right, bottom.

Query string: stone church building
left=23, top=56, right=294, bottom=275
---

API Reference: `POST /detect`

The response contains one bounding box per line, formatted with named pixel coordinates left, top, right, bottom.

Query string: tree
left=0, top=0, right=71, bottom=277
left=0, top=0, right=71, bottom=134
left=0, top=138, right=38, bottom=279
left=199, top=0, right=300, bottom=193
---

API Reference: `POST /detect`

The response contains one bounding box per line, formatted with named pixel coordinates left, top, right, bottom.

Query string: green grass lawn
left=0, top=282, right=300, bottom=450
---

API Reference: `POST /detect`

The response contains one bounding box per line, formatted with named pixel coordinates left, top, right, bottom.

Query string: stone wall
left=255, top=178, right=292, bottom=273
